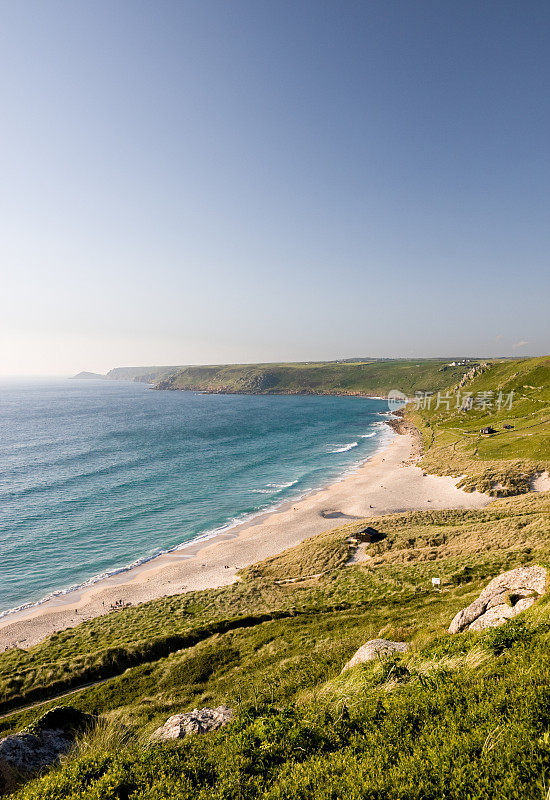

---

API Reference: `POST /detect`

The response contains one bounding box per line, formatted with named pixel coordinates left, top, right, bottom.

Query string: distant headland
left=71, top=371, right=105, bottom=380
left=72, top=358, right=491, bottom=397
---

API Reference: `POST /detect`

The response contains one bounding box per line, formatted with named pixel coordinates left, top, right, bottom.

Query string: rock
left=448, top=566, right=548, bottom=634
left=71, top=371, right=104, bottom=380
left=342, top=639, right=409, bottom=672
left=0, top=706, right=94, bottom=794
left=151, top=706, right=233, bottom=741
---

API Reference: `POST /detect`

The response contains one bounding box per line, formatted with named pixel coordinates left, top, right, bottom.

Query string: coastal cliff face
left=75, top=359, right=503, bottom=395
left=153, top=359, right=475, bottom=398
left=71, top=371, right=104, bottom=379
left=105, top=366, right=183, bottom=383
left=71, top=367, right=184, bottom=382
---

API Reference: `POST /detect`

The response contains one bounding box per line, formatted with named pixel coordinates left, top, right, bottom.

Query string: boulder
left=342, top=639, right=409, bottom=672
left=449, top=566, right=547, bottom=634
left=151, top=706, right=233, bottom=741
left=0, top=706, right=94, bottom=795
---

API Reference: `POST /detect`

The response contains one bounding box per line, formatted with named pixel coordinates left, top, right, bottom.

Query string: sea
left=0, top=378, right=394, bottom=617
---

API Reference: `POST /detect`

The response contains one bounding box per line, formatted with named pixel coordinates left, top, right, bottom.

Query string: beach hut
left=355, top=526, right=386, bottom=543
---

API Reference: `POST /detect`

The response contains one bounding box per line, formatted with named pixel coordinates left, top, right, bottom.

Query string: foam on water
left=326, top=442, right=359, bottom=453
left=251, top=479, right=299, bottom=494
left=0, top=379, right=395, bottom=616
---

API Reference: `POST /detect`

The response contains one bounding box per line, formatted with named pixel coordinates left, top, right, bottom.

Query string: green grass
left=2, top=495, right=549, bottom=721
left=3, top=356, right=550, bottom=797
left=154, top=358, right=487, bottom=396
left=12, top=574, right=550, bottom=799
left=1, top=491, right=549, bottom=798
left=409, top=356, right=550, bottom=494
left=104, top=365, right=184, bottom=382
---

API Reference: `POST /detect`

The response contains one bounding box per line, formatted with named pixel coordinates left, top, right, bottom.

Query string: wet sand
left=0, top=431, right=491, bottom=650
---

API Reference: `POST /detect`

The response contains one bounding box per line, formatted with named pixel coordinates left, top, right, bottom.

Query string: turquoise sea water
left=0, top=379, right=393, bottom=616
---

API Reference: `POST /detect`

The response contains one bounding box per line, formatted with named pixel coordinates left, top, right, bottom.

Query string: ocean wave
left=0, top=480, right=314, bottom=621
left=0, top=548, right=166, bottom=621
left=0, top=430, right=397, bottom=622
left=252, top=480, right=298, bottom=494
left=360, top=431, right=376, bottom=438
left=327, top=442, right=358, bottom=453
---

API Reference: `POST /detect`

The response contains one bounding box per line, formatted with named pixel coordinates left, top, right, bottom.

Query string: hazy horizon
left=1, top=1, right=549, bottom=375
left=0, top=352, right=544, bottom=380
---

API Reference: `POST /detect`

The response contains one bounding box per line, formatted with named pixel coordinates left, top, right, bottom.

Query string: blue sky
left=1, top=0, right=548, bottom=373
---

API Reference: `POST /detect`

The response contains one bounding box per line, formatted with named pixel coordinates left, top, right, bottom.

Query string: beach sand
left=0, top=430, right=491, bottom=650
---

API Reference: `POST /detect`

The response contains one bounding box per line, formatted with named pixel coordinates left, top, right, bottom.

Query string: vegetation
left=154, top=358, right=484, bottom=396
left=410, top=355, right=550, bottom=495
left=104, top=366, right=184, bottom=382
left=3, top=355, right=549, bottom=797
left=14, top=627, right=550, bottom=800
left=2, top=496, right=548, bottom=720
left=1, top=490, right=549, bottom=797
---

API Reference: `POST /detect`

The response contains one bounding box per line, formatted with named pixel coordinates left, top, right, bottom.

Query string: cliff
left=71, top=371, right=104, bottom=380
left=154, top=359, right=478, bottom=397
left=104, top=366, right=183, bottom=383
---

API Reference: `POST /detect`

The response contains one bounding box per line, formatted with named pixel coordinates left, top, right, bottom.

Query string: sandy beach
left=0, top=430, right=491, bottom=650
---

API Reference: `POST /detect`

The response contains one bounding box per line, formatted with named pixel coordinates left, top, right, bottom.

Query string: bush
left=482, top=620, right=534, bottom=654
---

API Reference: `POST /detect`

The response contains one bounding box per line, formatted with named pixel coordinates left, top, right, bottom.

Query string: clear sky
left=1, top=0, right=549, bottom=374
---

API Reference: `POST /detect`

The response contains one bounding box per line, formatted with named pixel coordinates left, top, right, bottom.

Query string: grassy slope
left=4, top=498, right=549, bottom=716
left=3, top=355, right=550, bottom=797
left=409, top=355, right=550, bottom=494
left=3, top=493, right=550, bottom=798
left=15, top=626, right=550, bottom=800
left=104, top=366, right=183, bottom=382
left=155, top=359, right=482, bottom=396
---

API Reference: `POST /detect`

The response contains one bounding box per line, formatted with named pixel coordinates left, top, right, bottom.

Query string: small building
left=355, top=526, right=386, bottom=543
left=480, top=426, right=496, bottom=434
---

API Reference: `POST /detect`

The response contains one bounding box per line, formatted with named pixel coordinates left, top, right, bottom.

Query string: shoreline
left=0, top=428, right=493, bottom=651
left=0, top=421, right=395, bottom=624
left=154, top=387, right=396, bottom=399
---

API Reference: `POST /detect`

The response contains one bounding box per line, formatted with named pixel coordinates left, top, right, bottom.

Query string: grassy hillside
left=105, top=366, right=183, bottom=383
left=3, top=354, right=549, bottom=797
left=3, top=493, right=550, bottom=798
left=409, top=355, right=550, bottom=495
left=155, top=359, right=484, bottom=396
left=16, top=613, right=550, bottom=800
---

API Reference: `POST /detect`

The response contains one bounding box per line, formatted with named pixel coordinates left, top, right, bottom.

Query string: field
left=2, top=356, right=550, bottom=798
left=409, top=356, right=550, bottom=494
left=2, top=491, right=550, bottom=798
left=155, top=358, right=485, bottom=396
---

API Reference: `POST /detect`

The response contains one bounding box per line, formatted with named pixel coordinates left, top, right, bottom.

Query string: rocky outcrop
left=448, top=566, right=547, bottom=634
left=71, top=371, right=104, bottom=380
left=383, top=412, right=423, bottom=462
left=342, top=639, right=409, bottom=672
left=151, top=706, right=233, bottom=741
left=0, top=706, right=94, bottom=795
left=456, top=362, right=488, bottom=391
